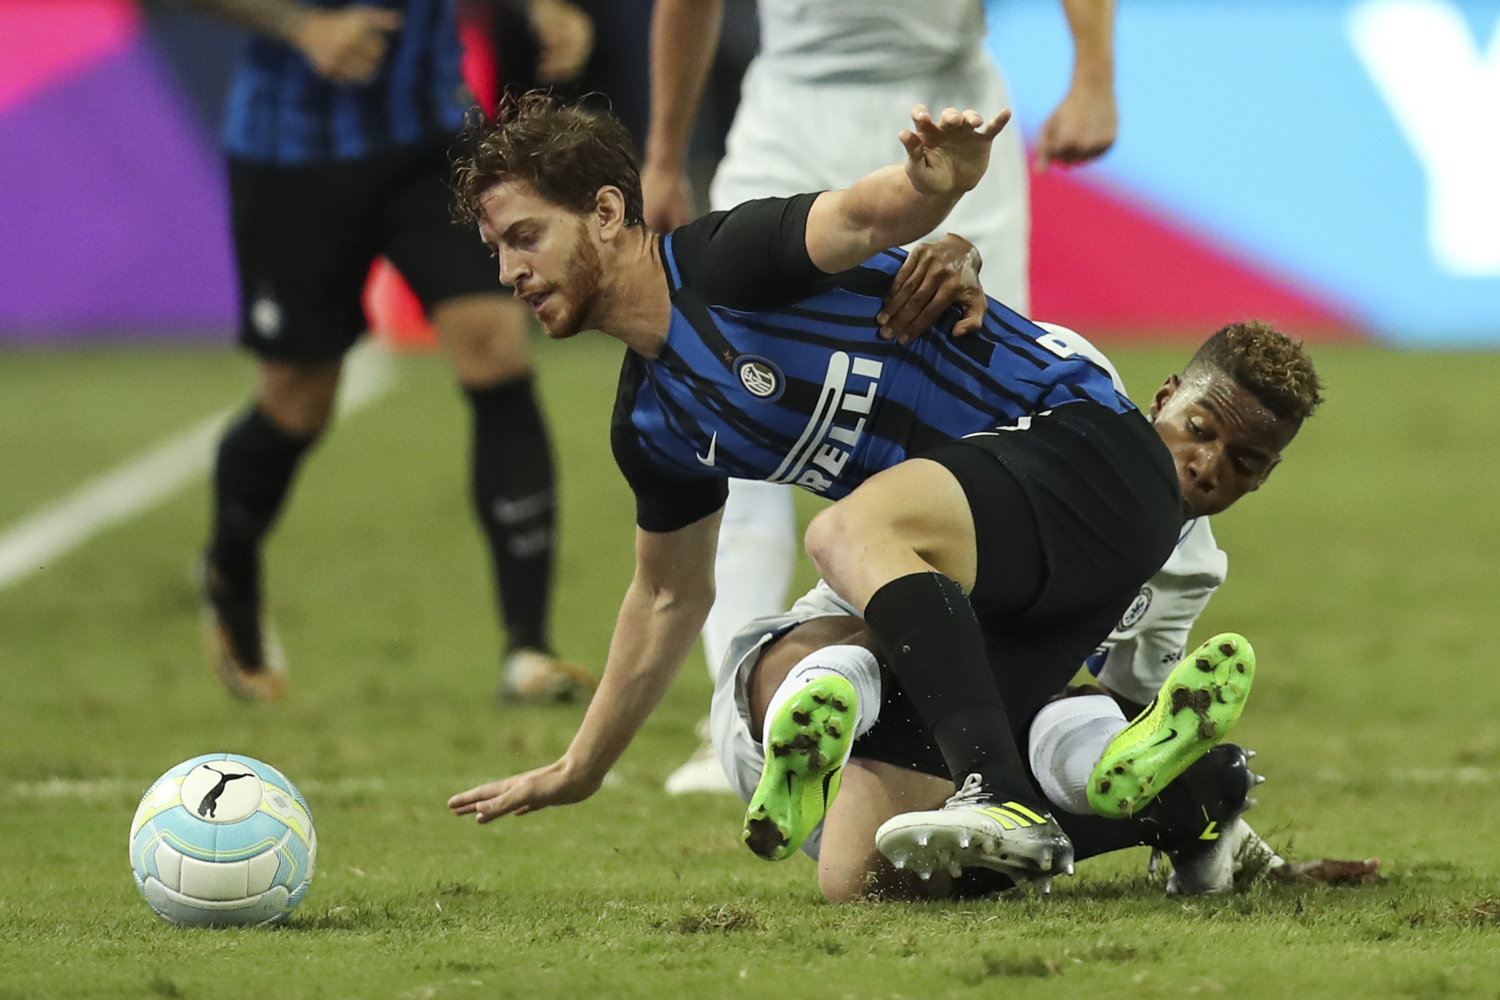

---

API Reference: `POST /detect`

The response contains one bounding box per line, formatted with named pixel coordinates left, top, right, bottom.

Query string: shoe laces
left=944, top=772, right=991, bottom=809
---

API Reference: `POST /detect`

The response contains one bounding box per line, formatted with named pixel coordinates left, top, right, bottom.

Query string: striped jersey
left=611, top=194, right=1135, bottom=532
left=222, top=0, right=468, bottom=164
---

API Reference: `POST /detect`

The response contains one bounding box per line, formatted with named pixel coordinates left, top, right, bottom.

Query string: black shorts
left=850, top=402, right=1182, bottom=780
left=228, top=139, right=502, bottom=362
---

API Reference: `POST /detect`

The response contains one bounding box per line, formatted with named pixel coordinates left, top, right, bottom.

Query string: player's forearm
left=643, top=0, right=725, bottom=172
left=176, top=0, right=312, bottom=44
left=561, top=579, right=715, bottom=784
left=806, top=165, right=962, bottom=273
left=1059, top=0, right=1116, bottom=93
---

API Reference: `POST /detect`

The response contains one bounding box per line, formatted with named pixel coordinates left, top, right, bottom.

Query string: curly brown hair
left=452, top=91, right=644, bottom=227
left=1185, top=320, right=1324, bottom=427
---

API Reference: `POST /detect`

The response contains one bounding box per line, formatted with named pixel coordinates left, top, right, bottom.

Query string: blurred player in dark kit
left=184, top=0, right=594, bottom=702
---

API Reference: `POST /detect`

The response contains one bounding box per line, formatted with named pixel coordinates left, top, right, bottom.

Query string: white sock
left=1028, top=695, right=1128, bottom=815
left=761, top=644, right=882, bottom=757
left=701, top=480, right=797, bottom=677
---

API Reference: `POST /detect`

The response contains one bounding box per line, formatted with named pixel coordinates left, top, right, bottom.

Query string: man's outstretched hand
left=877, top=235, right=986, bottom=343
left=1269, top=857, right=1383, bottom=887
left=448, top=760, right=601, bottom=823
left=900, top=105, right=1012, bottom=198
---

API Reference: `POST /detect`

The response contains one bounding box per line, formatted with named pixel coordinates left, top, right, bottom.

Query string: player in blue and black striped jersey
left=446, top=93, right=1298, bottom=887
left=187, top=0, right=594, bottom=705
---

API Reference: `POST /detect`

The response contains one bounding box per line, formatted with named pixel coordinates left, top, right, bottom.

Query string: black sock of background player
left=465, top=374, right=556, bottom=655
left=207, top=407, right=317, bottom=595
left=863, top=572, right=1038, bottom=806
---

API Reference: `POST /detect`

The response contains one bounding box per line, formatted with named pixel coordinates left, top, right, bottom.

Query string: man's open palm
left=900, top=105, right=1012, bottom=197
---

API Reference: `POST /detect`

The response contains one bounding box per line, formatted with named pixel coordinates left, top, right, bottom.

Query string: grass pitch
left=2, top=337, right=1500, bottom=999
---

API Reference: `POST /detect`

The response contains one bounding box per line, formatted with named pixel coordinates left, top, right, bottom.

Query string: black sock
left=863, top=572, right=1036, bottom=805
left=207, top=407, right=317, bottom=595
left=465, top=374, right=556, bottom=655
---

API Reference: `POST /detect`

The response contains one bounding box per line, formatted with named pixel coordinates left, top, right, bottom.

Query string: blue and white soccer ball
left=129, top=753, right=316, bottom=927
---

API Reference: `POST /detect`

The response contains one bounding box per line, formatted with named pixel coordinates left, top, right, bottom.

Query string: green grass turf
left=2, top=338, right=1500, bottom=998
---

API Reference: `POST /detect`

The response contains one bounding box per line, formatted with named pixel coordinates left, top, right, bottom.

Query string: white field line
left=0, top=343, right=395, bottom=590
left=9, top=766, right=1492, bottom=805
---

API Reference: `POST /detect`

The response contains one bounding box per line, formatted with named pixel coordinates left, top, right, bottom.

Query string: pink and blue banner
left=989, top=0, right=1500, bottom=346
left=0, top=0, right=237, bottom=342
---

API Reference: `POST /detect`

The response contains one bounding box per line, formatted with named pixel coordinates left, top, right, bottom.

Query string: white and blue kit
left=1086, top=517, right=1228, bottom=706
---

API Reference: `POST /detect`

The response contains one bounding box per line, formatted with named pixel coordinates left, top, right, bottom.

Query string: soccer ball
left=129, top=753, right=316, bottom=927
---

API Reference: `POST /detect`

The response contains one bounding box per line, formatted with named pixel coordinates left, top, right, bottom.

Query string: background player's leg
left=386, top=138, right=588, bottom=704
left=432, top=294, right=591, bottom=703
left=210, top=359, right=340, bottom=590
left=203, top=358, right=340, bottom=698
left=702, top=480, right=797, bottom=678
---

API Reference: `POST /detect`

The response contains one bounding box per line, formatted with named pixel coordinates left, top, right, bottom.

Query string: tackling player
left=703, top=326, right=1374, bottom=898
left=712, top=580, right=1379, bottom=900
left=444, top=93, right=1309, bottom=887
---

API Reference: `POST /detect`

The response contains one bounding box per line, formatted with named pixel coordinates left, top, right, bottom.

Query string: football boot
left=1089, top=632, right=1255, bottom=818
left=199, top=558, right=287, bottom=703
left=876, top=773, right=1075, bottom=887
left=1138, top=743, right=1263, bottom=894
left=498, top=648, right=595, bottom=704
left=742, top=674, right=858, bottom=861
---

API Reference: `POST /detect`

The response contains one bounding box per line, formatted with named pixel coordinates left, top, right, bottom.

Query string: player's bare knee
left=804, top=503, right=864, bottom=584
left=817, top=860, right=869, bottom=903
left=256, top=359, right=340, bottom=438
left=433, top=294, right=532, bottom=385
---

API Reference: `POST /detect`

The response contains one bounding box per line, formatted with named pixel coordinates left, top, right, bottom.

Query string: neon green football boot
left=742, top=674, right=858, bottom=861
left=1088, top=632, right=1255, bottom=819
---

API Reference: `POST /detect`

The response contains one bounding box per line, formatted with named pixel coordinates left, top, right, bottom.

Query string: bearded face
left=478, top=183, right=606, bottom=340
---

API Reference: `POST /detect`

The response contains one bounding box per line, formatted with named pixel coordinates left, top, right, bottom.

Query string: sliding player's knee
left=804, top=503, right=867, bottom=586
left=817, top=856, right=874, bottom=903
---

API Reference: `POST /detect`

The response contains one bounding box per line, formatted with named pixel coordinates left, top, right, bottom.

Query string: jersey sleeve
left=609, top=352, right=729, bottom=533
left=668, top=193, right=834, bottom=309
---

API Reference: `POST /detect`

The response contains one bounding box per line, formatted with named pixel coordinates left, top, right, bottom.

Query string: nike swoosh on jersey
left=696, top=432, right=717, bottom=466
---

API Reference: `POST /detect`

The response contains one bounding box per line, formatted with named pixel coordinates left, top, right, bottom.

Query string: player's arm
left=178, top=0, right=402, bottom=84
left=641, top=0, right=726, bottom=231
left=1034, top=0, right=1117, bottom=170
left=804, top=106, right=1011, bottom=275
left=448, top=511, right=721, bottom=820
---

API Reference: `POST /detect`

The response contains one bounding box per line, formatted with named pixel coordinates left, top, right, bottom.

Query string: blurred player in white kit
left=644, top=0, right=1121, bottom=791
